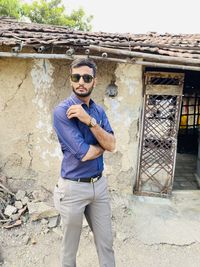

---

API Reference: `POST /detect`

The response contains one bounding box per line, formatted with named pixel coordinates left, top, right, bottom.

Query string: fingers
left=67, top=105, right=80, bottom=118
left=67, top=109, right=78, bottom=119
left=67, top=105, right=82, bottom=113
left=67, top=111, right=77, bottom=119
left=66, top=104, right=87, bottom=121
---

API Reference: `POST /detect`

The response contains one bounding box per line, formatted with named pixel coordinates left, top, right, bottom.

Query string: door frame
left=135, top=71, right=185, bottom=197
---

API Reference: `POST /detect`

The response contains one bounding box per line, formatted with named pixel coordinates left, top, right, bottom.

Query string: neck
left=77, top=95, right=90, bottom=106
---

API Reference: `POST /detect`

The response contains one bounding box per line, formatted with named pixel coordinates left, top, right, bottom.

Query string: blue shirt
left=53, top=93, right=114, bottom=179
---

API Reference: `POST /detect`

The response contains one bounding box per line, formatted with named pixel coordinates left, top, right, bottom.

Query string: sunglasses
left=70, top=74, right=94, bottom=83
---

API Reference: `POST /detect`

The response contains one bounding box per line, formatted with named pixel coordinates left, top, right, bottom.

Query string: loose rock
left=21, top=196, right=29, bottom=205
left=4, top=205, right=17, bottom=217
left=48, top=216, right=59, bottom=228
left=15, top=190, right=26, bottom=201
left=15, top=201, right=23, bottom=210
left=27, top=202, right=59, bottom=221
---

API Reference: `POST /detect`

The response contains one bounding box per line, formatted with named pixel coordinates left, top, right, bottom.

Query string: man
left=53, top=57, right=116, bottom=267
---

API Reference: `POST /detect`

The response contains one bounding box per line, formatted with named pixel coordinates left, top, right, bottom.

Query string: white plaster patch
left=126, top=80, right=139, bottom=95
left=105, top=96, right=134, bottom=128
left=31, top=59, right=57, bottom=161
left=124, top=116, right=132, bottom=127
left=35, top=137, right=62, bottom=162
left=104, top=97, right=121, bottom=123
left=36, top=116, right=52, bottom=135
left=36, top=120, right=46, bottom=129
left=41, top=146, right=62, bottom=161
left=31, top=59, right=54, bottom=92
left=37, top=98, right=44, bottom=109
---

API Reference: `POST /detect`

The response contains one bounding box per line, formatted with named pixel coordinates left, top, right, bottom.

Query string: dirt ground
left=1, top=190, right=200, bottom=267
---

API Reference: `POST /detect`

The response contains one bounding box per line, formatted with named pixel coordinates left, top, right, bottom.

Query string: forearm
left=81, top=144, right=104, bottom=162
left=90, top=124, right=116, bottom=152
left=66, top=104, right=115, bottom=152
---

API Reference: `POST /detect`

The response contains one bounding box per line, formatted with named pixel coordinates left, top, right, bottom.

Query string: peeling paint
left=31, top=59, right=58, bottom=161
left=104, top=63, right=143, bottom=186
left=41, top=147, right=62, bottom=165
left=31, top=59, right=54, bottom=92
left=127, top=80, right=139, bottom=95
left=104, top=97, right=121, bottom=123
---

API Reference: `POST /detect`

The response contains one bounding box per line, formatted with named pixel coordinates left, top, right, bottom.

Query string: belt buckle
left=90, top=177, right=98, bottom=183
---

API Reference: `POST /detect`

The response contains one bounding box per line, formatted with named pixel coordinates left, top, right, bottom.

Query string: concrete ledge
left=112, top=190, right=200, bottom=246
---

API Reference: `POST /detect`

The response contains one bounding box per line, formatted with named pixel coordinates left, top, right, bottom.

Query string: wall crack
left=26, top=133, right=33, bottom=169
left=142, top=241, right=198, bottom=247
left=3, top=72, right=28, bottom=111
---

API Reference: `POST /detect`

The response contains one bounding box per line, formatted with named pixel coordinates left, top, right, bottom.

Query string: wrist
left=86, top=116, right=91, bottom=126
left=88, top=117, right=97, bottom=128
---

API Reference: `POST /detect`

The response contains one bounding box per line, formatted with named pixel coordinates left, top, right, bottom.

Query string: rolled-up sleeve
left=101, top=110, right=114, bottom=134
left=53, top=106, right=89, bottom=160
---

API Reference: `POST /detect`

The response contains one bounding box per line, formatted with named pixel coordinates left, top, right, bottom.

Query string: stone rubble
left=4, top=205, right=17, bottom=217
left=0, top=177, right=59, bottom=231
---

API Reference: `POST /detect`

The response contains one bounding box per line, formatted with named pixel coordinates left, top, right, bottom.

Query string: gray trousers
left=53, top=175, right=115, bottom=267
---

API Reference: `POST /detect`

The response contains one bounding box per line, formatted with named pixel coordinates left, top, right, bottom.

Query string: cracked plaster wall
left=0, top=58, right=143, bottom=193
left=104, top=63, right=143, bottom=193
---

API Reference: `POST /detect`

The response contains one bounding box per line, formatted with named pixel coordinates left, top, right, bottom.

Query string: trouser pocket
left=53, top=184, right=63, bottom=211
left=53, top=179, right=72, bottom=211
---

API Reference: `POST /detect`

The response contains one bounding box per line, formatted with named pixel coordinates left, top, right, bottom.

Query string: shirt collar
left=70, top=93, right=95, bottom=107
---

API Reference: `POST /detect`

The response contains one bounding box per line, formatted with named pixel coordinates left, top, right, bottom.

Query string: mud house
left=0, top=17, right=200, bottom=197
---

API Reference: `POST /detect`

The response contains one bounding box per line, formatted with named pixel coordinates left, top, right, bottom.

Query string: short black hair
left=70, top=58, right=97, bottom=77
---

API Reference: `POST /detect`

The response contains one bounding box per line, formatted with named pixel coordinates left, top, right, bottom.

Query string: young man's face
left=70, top=66, right=96, bottom=97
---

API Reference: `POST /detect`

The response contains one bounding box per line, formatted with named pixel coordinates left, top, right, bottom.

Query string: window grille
left=135, top=72, right=184, bottom=196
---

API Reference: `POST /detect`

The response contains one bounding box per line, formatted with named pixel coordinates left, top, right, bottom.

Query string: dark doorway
left=174, top=70, right=200, bottom=190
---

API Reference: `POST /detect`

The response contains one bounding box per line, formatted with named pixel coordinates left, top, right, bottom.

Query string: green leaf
left=0, top=0, right=93, bottom=31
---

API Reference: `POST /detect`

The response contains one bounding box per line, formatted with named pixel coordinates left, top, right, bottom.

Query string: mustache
left=77, top=86, right=86, bottom=89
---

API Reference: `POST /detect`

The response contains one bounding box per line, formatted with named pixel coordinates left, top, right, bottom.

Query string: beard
left=72, top=84, right=94, bottom=97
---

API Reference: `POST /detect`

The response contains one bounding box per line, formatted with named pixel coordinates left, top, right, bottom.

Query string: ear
left=93, top=77, right=97, bottom=87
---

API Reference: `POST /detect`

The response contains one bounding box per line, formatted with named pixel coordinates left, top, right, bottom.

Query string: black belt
left=63, top=173, right=102, bottom=183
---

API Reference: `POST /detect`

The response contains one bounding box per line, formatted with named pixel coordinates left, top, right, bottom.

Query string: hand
left=67, top=104, right=91, bottom=125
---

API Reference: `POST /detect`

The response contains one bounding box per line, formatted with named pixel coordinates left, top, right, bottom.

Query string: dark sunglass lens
left=83, top=74, right=93, bottom=83
left=71, top=74, right=81, bottom=82
left=71, top=74, right=93, bottom=83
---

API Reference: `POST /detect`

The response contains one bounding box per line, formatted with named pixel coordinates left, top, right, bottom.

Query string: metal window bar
left=179, top=93, right=200, bottom=129
left=186, top=97, right=189, bottom=129
left=193, top=94, right=197, bottom=128
left=149, top=77, right=180, bottom=85
left=198, top=98, right=200, bottom=126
